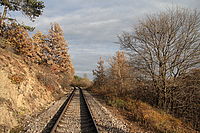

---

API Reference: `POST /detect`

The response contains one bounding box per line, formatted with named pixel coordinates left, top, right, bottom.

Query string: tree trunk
left=1, top=6, right=8, bottom=26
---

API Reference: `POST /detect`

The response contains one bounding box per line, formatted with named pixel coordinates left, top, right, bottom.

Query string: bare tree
left=118, top=8, right=200, bottom=110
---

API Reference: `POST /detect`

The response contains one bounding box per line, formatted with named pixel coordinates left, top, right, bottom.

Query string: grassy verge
left=91, top=90, right=196, bottom=133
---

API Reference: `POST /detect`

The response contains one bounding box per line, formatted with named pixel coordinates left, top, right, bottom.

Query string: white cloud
left=89, top=19, right=120, bottom=26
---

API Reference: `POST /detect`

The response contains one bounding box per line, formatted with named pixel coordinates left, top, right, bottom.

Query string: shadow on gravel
left=80, top=89, right=98, bottom=133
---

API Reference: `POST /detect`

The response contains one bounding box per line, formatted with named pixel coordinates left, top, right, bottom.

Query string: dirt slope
left=0, top=48, right=55, bottom=132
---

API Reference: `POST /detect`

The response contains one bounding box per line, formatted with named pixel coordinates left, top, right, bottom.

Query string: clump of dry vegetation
left=92, top=7, right=200, bottom=132
left=36, top=72, right=59, bottom=91
left=108, top=98, right=195, bottom=132
left=9, top=74, right=25, bottom=84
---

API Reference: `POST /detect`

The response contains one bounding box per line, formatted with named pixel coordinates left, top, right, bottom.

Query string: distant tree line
left=93, top=8, right=200, bottom=131
left=71, top=75, right=92, bottom=88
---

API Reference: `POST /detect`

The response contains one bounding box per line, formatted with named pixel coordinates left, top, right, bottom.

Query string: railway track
left=43, top=87, right=99, bottom=133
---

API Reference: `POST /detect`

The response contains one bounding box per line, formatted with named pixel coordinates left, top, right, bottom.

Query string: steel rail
left=44, top=87, right=99, bottom=133
left=50, top=87, right=76, bottom=133
left=79, top=87, right=100, bottom=133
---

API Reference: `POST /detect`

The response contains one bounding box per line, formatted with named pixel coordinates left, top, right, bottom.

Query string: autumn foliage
left=92, top=8, right=200, bottom=132
left=108, top=51, right=133, bottom=96
left=0, top=22, right=74, bottom=88
left=93, top=51, right=132, bottom=96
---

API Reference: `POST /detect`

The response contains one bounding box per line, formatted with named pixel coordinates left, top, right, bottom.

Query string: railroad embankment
left=90, top=91, right=197, bottom=133
left=0, top=48, right=63, bottom=132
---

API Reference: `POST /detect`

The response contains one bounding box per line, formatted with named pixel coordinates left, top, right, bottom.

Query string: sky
left=3, top=0, right=200, bottom=79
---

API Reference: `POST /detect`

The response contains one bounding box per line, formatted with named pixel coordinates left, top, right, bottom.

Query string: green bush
left=108, top=98, right=126, bottom=109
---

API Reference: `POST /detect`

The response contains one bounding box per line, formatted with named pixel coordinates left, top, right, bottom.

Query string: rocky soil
left=22, top=92, right=70, bottom=133
left=0, top=48, right=56, bottom=132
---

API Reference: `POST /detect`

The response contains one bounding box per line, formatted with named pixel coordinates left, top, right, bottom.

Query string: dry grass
left=105, top=97, right=196, bottom=133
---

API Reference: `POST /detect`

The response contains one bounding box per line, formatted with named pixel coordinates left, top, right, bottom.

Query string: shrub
left=9, top=74, right=25, bottom=84
left=107, top=98, right=126, bottom=109
left=120, top=99, right=195, bottom=133
left=36, top=72, right=59, bottom=92
left=71, top=75, right=92, bottom=88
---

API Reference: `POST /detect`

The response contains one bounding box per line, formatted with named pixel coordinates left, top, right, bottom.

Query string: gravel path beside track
left=22, top=89, right=73, bottom=133
left=83, top=90, right=130, bottom=133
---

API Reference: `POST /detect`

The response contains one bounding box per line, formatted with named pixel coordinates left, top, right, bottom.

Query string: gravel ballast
left=22, top=89, right=73, bottom=133
left=23, top=89, right=131, bottom=133
left=83, top=90, right=130, bottom=133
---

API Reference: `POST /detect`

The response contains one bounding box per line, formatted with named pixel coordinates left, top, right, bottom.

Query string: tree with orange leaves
left=47, top=23, right=74, bottom=80
left=6, top=24, right=32, bottom=56
left=109, top=51, right=132, bottom=96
